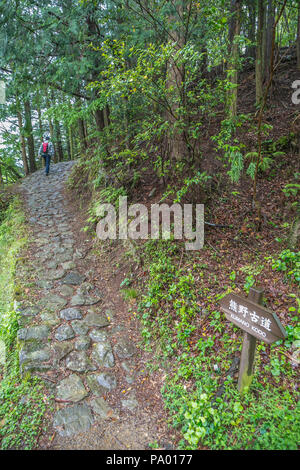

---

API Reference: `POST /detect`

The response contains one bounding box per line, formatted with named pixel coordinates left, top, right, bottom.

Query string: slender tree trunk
left=246, top=0, right=256, bottom=61
left=50, top=90, right=64, bottom=162
left=36, top=92, right=44, bottom=140
left=24, top=99, right=36, bottom=173
left=256, top=0, right=265, bottom=105
left=45, top=92, right=58, bottom=163
left=78, top=118, right=87, bottom=152
left=104, top=105, right=110, bottom=127
left=253, top=0, right=288, bottom=221
left=227, top=0, right=241, bottom=118
left=54, top=120, right=64, bottom=162
left=48, top=117, right=57, bottom=163
left=65, top=124, right=71, bottom=160
left=86, top=13, right=107, bottom=135
left=166, top=1, right=189, bottom=162
left=76, top=98, right=88, bottom=152
left=297, top=2, right=300, bottom=70
left=262, top=1, right=267, bottom=73
left=0, top=163, right=3, bottom=186
left=17, top=108, right=29, bottom=176
left=264, top=0, right=275, bottom=83
left=94, top=107, right=105, bottom=133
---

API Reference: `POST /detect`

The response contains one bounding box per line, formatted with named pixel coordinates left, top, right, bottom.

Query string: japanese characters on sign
left=220, top=293, right=286, bottom=344
left=228, top=298, right=271, bottom=340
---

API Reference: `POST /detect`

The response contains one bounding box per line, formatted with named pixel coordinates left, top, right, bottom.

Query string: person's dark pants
left=43, top=155, right=51, bottom=175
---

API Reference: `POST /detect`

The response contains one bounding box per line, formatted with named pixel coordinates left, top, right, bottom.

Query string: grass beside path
left=0, top=197, right=49, bottom=450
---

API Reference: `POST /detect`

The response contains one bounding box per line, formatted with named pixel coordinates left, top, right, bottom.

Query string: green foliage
left=266, top=250, right=300, bottom=286
left=283, top=183, right=300, bottom=197
left=0, top=370, right=50, bottom=450
left=282, top=172, right=300, bottom=201
left=121, top=288, right=138, bottom=301
left=138, top=240, right=299, bottom=450
left=212, top=115, right=250, bottom=183
left=0, top=198, right=48, bottom=450
left=173, top=172, right=212, bottom=203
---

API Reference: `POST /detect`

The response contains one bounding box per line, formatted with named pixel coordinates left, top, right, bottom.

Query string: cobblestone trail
left=17, top=162, right=161, bottom=449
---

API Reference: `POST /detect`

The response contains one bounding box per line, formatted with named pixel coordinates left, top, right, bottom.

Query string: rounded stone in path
left=75, top=336, right=91, bottom=351
left=56, top=374, right=88, bottom=402
left=90, top=397, right=114, bottom=419
left=55, top=324, right=75, bottom=341
left=39, top=293, right=68, bottom=310
left=114, top=337, right=136, bottom=359
left=17, top=325, right=50, bottom=341
left=19, top=344, right=51, bottom=365
left=70, top=294, right=86, bottom=306
left=82, top=295, right=103, bottom=306
left=71, top=320, right=89, bottom=336
left=40, top=310, right=60, bottom=326
left=52, top=342, right=73, bottom=363
left=58, top=285, right=74, bottom=297
left=17, top=305, right=40, bottom=317
left=59, top=307, right=82, bottom=321
left=43, top=268, right=66, bottom=281
left=55, top=252, right=73, bottom=264
left=84, top=310, right=110, bottom=328
left=62, top=271, right=86, bottom=286
left=36, top=280, right=54, bottom=290
left=92, top=341, right=114, bottom=368
left=61, top=261, right=76, bottom=271
left=85, top=372, right=117, bottom=395
left=95, top=372, right=117, bottom=392
left=121, top=393, right=139, bottom=411
left=77, top=282, right=93, bottom=295
left=66, top=351, right=96, bottom=373
left=53, top=403, right=93, bottom=437
left=46, top=261, right=58, bottom=270
left=89, top=329, right=107, bottom=343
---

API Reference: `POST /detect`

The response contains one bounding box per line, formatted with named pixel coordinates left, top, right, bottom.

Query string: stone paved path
left=17, top=162, right=163, bottom=450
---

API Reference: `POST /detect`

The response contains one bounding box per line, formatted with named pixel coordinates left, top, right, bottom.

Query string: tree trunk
left=256, top=0, right=265, bottom=105
left=17, top=108, right=29, bottom=176
left=246, top=0, right=256, bottom=61
left=54, top=120, right=64, bottom=162
left=24, top=99, right=36, bottom=173
left=36, top=92, right=44, bottom=140
left=78, top=118, right=87, bottom=152
left=104, top=105, right=110, bottom=127
left=45, top=92, right=58, bottom=163
left=166, top=2, right=189, bottom=162
left=94, top=108, right=105, bottom=133
left=76, top=98, right=88, bottom=152
left=227, top=0, right=241, bottom=118
left=86, top=13, right=107, bottom=135
left=288, top=213, right=300, bottom=250
left=70, top=127, right=74, bottom=161
left=264, top=0, right=275, bottom=83
left=297, top=2, right=300, bottom=70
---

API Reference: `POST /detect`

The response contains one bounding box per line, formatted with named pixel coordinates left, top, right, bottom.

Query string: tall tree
left=297, top=0, right=300, bottom=70
left=24, top=99, right=36, bottom=173
left=256, top=0, right=265, bottom=105
left=227, top=0, right=242, bottom=117
left=16, top=103, right=29, bottom=176
left=264, top=0, right=275, bottom=82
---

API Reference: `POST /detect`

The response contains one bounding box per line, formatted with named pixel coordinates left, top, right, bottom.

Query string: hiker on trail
left=38, top=134, right=54, bottom=176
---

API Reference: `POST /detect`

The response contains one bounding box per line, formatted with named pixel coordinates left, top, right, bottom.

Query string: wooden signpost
left=220, top=287, right=287, bottom=393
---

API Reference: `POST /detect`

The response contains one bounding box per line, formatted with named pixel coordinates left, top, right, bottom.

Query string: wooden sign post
left=220, top=287, right=287, bottom=393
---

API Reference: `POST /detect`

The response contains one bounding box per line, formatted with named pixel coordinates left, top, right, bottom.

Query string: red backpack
left=42, top=142, right=49, bottom=156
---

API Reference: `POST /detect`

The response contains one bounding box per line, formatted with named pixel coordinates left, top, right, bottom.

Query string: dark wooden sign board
left=220, top=287, right=287, bottom=392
